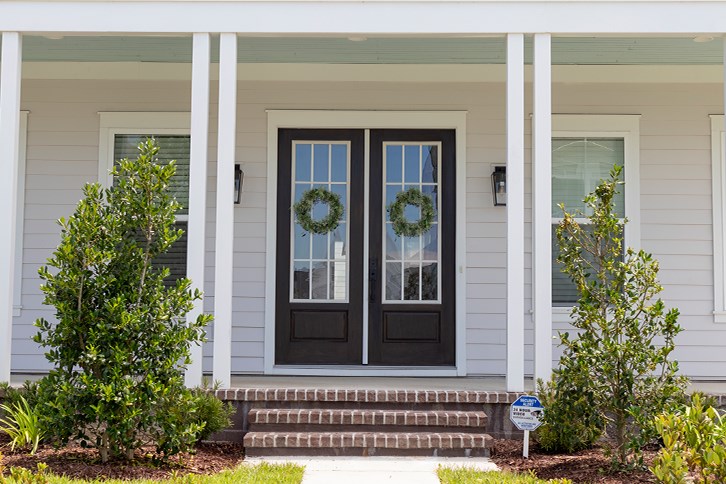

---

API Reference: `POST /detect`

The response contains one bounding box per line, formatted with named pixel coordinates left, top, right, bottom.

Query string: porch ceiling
left=17, top=35, right=725, bottom=65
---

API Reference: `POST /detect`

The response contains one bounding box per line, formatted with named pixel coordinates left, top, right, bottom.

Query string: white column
left=506, top=33, right=525, bottom=392
left=532, top=33, right=553, bottom=383
left=0, top=32, right=22, bottom=383
left=185, top=33, right=211, bottom=388
left=213, top=33, right=237, bottom=388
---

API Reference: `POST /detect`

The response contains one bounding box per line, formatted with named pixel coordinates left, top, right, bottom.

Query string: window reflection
left=291, top=141, right=349, bottom=302
left=383, top=142, right=441, bottom=303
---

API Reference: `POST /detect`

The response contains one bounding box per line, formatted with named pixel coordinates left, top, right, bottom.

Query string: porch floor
left=9, top=374, right=726, bottom=396
left=228, top=376, right=534, bottom=392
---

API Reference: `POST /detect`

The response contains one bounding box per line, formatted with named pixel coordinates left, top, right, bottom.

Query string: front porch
left=2, top=1, right=726, bottom=401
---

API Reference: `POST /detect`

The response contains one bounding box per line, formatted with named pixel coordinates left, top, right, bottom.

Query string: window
left=98, top=113, right=190, bottom=283
left=551, top=115, right=641, bottom=308
left=13, top=111, right=29, bottom=316
left=710, top=115, right=726, bottom=323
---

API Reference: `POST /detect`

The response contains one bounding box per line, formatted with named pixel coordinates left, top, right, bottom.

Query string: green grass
left=437, top=466, right=572, bottom=484
left=4, top=462, right=305, bottom=484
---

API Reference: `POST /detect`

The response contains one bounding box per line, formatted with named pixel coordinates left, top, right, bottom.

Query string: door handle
left=369, top=258, right=378, bottom=303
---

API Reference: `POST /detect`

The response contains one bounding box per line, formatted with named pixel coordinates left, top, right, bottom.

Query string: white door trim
left=264, top=110, right=467, bottom=376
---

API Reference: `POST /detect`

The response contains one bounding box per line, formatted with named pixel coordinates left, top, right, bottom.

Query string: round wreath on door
left=293, top=187, right=344, bottom=235
left=388, top=187, right=436, bottom=237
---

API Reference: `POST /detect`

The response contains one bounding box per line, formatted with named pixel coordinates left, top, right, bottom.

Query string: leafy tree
left=539, top=166, right=687, bottom=467
left=33, top=139, right=211, bottom=462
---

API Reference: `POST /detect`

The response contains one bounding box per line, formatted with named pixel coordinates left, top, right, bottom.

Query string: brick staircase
left=239, top=388, right=495, bottom=457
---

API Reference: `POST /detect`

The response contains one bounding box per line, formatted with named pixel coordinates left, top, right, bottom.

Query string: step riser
left=233, top=401, right=517, bottom=439
left=245, top=447, right=490, bottom=458
left=248, top=424, right=485, bottom=433
left=244, top=432, right=492, bottom=449
left=243, top=401, right=488, bottom=411
left=248, top=409, right=487, bottom=428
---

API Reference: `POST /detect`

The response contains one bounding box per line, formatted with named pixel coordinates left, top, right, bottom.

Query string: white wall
left=12, top=78, right=725, bottom=379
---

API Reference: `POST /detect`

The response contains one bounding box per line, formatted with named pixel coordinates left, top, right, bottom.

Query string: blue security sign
left=509, top=395, right=544, bottom=431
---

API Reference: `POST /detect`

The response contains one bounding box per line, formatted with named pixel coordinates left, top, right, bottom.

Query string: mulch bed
left=1, top=434, right=245, bottom=481
left=489, top=438, right=658, bottom=484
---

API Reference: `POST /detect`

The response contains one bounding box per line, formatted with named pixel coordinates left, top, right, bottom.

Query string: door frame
left=264, top=110, right=467, bottom=376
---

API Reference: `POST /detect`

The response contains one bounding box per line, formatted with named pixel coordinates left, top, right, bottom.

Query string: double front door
left=275, top=129, right=455, bottom=366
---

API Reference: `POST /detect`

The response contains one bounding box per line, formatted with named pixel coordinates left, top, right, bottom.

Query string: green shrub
left=651, top=393, right=726, bottom=483
left=0, top=394, right=46, bottom=455
left=33, top=139, right=212, bottom=462
left=540, top=166, right=687, bottom=468
left=0, top=454, right=49, bottom=484
left=0, top=382, right=40, bottom=411
left=188, top=386, right=235, bottom=442
left=535, top=377, right=602, bottom=453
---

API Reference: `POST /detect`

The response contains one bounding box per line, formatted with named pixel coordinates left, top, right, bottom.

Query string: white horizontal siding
left=548, top=82, right=723, bottom=379
left=10, top=78, right=726, bottom=380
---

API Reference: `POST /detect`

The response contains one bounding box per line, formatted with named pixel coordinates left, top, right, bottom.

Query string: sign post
left=509, top=394, right=544, bottom=459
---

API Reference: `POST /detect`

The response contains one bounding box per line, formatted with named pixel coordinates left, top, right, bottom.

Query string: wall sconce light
left=491, top=165, right=506, bottom=206
left=234, top=164, right=243, bottom=204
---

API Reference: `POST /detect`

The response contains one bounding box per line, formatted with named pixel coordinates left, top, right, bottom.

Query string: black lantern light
left=234, top=164, right=243, bottom=204
left=491, top=166, right=506, bottom=206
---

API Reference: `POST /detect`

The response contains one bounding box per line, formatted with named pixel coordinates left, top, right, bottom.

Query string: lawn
left=2, top=462, right=305, bottom=484
left=437, top=466, right=571, bottom=484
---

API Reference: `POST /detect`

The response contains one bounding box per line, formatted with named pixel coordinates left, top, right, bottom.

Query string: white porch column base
left=212, top=33, right=237, bottom=388
left=533, top=33, right=553, bottom=383
left=506, top=33, right=525, bottom=392
left=0, top=32, right=22, bottom=383
left=185, top=33, right=211, bottom=388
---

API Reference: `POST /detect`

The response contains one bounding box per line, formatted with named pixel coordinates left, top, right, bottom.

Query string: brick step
left=249, top=408, right=488, bottom=428
left=243, top=431, right=493, bottom=451
left=218, top=388, right=518, bottom=404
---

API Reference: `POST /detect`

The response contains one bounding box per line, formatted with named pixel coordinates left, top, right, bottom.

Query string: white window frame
left=98, top=112, right=191, bottom=224
left=710, top=115, right=726, bottom=323
left=13, top=111, right=29, bottom=317
left=551, top=114, right=641, bottom=323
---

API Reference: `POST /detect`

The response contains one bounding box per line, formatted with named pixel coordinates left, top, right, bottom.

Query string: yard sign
left=509, top=394, right=544, bottom=458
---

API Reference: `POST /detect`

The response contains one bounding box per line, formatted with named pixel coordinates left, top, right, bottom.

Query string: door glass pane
left=403, top=263, right=420, bottom=300
left=313, top=144, right=330, bottom=182
left=422, top=145, right=438, bottom=184
left=421, top=263, right=438, bottom=300
left=293, top=261, right=310, bottom=299
left=386, top=145, right=402, bottom=183
left=386, top=262, right=402, bottom=300
left=331, top=144, right=348, bottom=182
left=385, top=224, right=401, bottom=260
left=311, top=261, right=329, bottom=299
left=383, top=142, right=442, bottom=303
left=404, top=145, right=420, bottom=184
left=291, top=141, right=349, bottom=302
left=295, top=144, right=312, bottom=182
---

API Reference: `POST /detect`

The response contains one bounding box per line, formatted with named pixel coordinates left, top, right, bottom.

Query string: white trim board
left=13, top=111, right=29, bottom=318
left=265, top=110, right=467, bottom=377
left=21, top=63, right=726, bottom=84
left=551, top=114, right=641, bottom=324
left=4, top=1, right=726, bottom=34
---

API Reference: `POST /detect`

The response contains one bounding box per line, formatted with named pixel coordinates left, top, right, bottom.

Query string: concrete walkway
left=245, top=456, right=498, bottom=484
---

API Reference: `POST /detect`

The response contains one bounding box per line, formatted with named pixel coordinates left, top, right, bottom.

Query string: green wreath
left=293, top=187, right=344, bottom=235
left=388, top=187, right=436, bottom=237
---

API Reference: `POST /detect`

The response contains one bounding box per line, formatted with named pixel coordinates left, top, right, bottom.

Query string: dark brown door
left=275, top=129, right=364, bottom=364
left=368, top=130, right=456, bottom=365
left=275, top=128, right=455, bottom=366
